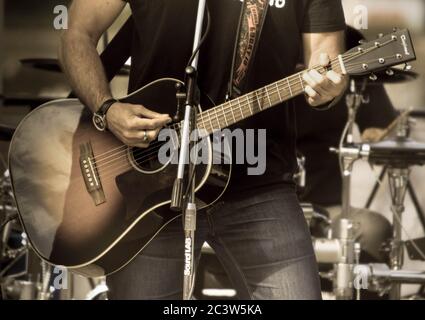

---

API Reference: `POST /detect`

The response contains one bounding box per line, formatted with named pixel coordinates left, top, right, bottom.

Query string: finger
left=326, top=70, right=343, bottom=85
left=319, top=53, right=330, bottom=67
left=309, top=69, right=333, bottom=95
left=307, top=96, right=321, bottom=107
left=133, top=104, right=171, bottom=120
left=304, top=85, right=319, bottom=100
left=303, top=72, right=319, bottom=93
left=130, top=116, right=172, bottom=130
left=132, top=142, right=150, bottom=149
left=120, top=134, right=149, bottom=148
left=134, top=128, right=160, bottom=142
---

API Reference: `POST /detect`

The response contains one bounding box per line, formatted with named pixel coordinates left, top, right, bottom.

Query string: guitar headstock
left=342, top=29, right=416, bottom=76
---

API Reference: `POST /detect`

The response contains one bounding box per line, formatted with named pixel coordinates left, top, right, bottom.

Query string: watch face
left=93, top=113, right=107, bottom=131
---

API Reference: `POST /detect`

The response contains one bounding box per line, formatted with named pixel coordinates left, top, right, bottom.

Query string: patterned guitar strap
left=227, top=0, right=270, bottom=99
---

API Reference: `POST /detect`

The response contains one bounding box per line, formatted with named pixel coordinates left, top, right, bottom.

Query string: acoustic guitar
left=8, top=29, right=416, bottom=277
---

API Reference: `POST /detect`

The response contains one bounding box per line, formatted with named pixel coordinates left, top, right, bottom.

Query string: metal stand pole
left=332, top=79, right=365, bottom=299
left=170, top=0, right=207, bottom=301
left=387, top=167, right=410, bottom=300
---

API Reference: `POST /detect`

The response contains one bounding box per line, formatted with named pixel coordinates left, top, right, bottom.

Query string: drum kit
left=312, top=70, right=425, bottom=300
left=1, top=59, right=425, bottom=300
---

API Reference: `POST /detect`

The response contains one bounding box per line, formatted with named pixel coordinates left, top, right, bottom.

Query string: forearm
left=59, top=32, right=112, bottom=113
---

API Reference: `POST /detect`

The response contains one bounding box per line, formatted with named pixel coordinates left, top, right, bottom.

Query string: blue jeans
left=106, top=186, right=321, bottom=299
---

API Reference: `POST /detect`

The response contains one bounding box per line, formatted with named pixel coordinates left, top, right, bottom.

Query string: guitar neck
left=195, top=56, right=344, bottom=135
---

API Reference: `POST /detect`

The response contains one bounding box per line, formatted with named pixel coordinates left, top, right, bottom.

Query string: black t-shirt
left=124, top=0, right=346, bottom=193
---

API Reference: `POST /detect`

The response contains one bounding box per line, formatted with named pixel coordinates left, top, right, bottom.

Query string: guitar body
left=9, top=78, right=231, bottom=277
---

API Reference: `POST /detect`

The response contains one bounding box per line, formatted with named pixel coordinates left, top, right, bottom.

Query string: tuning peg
left=386, top=69, right=395, bottom=76
left=369, top=73, right=378, bottom=81
left=378, top=33, right=384, bottom=38
left=404, top=63, right=412, bottom=71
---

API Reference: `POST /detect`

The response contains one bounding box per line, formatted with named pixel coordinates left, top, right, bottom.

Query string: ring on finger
left=142, top=130, right=149, bottom=142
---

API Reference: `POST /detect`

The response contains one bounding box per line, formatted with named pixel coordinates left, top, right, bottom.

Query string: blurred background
left=0, top=0, right=424, bottom=299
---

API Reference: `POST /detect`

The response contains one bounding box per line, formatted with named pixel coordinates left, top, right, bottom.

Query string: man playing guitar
left=59, top=0, right=348, bottom=299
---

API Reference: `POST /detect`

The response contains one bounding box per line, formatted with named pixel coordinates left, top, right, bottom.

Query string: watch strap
left=97, top=98, right=118, bottom=117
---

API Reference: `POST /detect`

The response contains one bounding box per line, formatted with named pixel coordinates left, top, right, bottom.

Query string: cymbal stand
left=331, top=79, right=366, bottom=299
left=386, top=114, right=410, bottom=300
left=387, top=166, right=409, bottom=300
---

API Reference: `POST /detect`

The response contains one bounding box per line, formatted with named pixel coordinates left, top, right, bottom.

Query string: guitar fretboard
left=190, top=57, right=343, bottom=136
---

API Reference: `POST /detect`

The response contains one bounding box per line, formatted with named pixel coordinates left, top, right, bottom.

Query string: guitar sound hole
left=128, top=140, right=174, bottom=174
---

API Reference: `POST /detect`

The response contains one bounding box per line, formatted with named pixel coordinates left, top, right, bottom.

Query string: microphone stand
left=170, top=0, right=207, bottom=300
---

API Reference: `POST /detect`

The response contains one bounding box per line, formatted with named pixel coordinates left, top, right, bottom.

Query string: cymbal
left=368, top=138, right=425, bottom=166
left=353, top=68, right=419, bottom=85
left=0, top=124, right=16, bottom=141
left=20, top=58, right=131, bottom=76
left=370, top=138, right=425, bottom=153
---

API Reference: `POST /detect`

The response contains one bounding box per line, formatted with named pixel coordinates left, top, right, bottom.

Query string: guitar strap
left=227, top=0, right=270, bottom=99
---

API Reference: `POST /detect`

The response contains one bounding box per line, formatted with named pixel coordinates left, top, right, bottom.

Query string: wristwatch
left=92, top=98, right=118, bottom=131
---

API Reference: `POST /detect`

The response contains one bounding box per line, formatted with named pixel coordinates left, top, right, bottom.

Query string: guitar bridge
left=79, top=141, right=106, bottom=206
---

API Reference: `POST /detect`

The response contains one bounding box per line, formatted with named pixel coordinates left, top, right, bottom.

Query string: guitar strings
left=94, top=53, right=381, bottom=178
left=90, top=47, right=373, bottom=164
left=95, top=57, right=391, bottom=182
left=91, top=53, right=356, bottom=163
left=91, top=43, right=394, bottom=179
left=98, top=61, right=371, bottom=180
left=93, top=61, right=343, bottom=168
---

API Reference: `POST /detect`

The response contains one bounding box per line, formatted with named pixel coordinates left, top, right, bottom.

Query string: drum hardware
left=331, top=219, right=358, bottom=300
left=326, top=77, right=369, bottom=300
left=410, top=109, right=425, bottom=119
left=85, top=279, right=108, bottom=300
left=405, top=237, right=425, bottom=261
left=36, top=261, right=52, bottom=300
left=0, top=169, right=54, bottom=300
left=387, top=167, right=409, bottom=300
left=366, top=113, right=425, bottom=299
left=365, top=109, right=425, bottom=233
left=330, top=136, right=425, bottom=299
left=327, top=64, right=425, bottom=299
left=301, top=203, right=331, bottom=228
left=354, top=243, right=362, bottom=300
left=354, top=263, right=425, bottom=297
